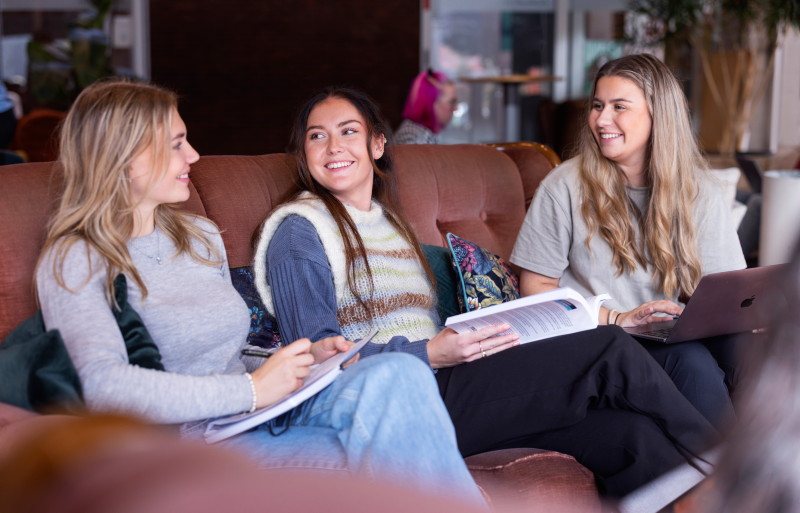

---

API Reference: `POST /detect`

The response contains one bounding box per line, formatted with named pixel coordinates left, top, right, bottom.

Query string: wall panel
left=150, top=0, right=419, bottom=155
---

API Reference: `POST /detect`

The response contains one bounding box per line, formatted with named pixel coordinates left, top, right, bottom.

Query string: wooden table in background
left=460, top=74, right=562, bottom=142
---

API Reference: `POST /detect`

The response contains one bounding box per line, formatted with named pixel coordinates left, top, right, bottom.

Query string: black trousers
left=435, top=326, right=716, bottom=497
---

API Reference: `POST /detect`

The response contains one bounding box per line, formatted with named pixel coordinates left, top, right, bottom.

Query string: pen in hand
left=241, top=347, right=280, bottom=358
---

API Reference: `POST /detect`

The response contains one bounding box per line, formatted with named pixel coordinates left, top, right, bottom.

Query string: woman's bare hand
left=310, top=335, right=360, bottom=367
left=615, top=300, right=683, bottom=328
left=249, top=338, right=315, bottom=408
left=427, top=324, right=520, bottom=369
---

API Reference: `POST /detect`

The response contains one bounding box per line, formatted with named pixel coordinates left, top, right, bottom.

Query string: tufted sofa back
left=392, top=144, right=526, bottom=259
left=0, top=143, right=557, bottom=341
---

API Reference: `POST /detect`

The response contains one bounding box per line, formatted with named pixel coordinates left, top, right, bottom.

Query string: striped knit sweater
left=254, top=193, right=438, bottom=345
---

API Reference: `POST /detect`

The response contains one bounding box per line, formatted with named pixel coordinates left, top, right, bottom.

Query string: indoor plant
left=628, top=0, right=800, bottom=154
left=26, top=0, right=115, bottom=110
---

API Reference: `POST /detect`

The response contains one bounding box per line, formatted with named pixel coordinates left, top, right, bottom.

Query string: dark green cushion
left=0, top=274, right=164, bottom=413
left=0, top=311, right=83, bottom=413
left=421, top=243, right=461, bottom=324
left=112, top=274, right=164, bottom=371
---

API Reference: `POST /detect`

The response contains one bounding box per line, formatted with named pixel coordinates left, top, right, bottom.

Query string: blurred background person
left=394, top=69, right=457, bottom=145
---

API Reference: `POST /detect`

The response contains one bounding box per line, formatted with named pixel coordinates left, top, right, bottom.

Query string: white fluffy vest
left=254, top=193, right=438, bottom=344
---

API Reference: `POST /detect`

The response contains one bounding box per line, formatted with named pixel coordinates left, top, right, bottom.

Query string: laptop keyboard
left=640, top=328, right=672, bottom=338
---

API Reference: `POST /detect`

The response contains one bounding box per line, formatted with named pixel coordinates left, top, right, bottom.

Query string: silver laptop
left=624, top=264, right=787, bottom=343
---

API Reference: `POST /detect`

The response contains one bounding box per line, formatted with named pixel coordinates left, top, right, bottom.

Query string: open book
left=445, top=287, right=610, bottom=344
left=203, top=329, right=378, bottom=444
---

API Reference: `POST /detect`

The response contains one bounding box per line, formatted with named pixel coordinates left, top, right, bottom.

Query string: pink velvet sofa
left=0, top=142, right=602, bottom=511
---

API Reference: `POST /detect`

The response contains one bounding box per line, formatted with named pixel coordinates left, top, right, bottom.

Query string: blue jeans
left=216, top=353, right=484, bottom=507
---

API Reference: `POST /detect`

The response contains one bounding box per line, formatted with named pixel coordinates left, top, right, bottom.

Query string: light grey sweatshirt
left=36, top=219, right=255, bottom=424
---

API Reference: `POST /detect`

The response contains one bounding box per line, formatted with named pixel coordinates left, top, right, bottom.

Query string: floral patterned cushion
left=229, top=266, right=282, bottom=349
left=446, top=233, right=520, bottom=312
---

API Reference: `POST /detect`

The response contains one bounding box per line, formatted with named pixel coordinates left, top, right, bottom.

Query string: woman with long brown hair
left=512, top=53, right=746, bottom=429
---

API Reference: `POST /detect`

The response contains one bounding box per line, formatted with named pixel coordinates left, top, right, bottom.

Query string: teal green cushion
left=421, top=243, right=461, bottom=324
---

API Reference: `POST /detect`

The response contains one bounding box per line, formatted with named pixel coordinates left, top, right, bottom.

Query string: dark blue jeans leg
left=640, top=339, right=736, bottom=430
left=702, top=332, right=746, bottom=397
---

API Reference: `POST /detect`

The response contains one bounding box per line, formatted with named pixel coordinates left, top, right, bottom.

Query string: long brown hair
left=35, top=79, right=220, bottom=307
left=281, top=86, right=434, bottom=316
left=577, top=53, right=704, bottom=300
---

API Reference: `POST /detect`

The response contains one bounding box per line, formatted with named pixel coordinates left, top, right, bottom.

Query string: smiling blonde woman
left=512, top=53, right=746, bottom=430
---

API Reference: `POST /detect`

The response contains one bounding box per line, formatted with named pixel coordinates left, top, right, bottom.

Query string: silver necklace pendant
left=131, top=229, right=162, bottom=264
left=152, top=231, right=162, bottom=264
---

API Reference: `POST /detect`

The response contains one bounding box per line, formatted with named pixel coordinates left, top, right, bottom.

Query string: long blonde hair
left=36, top=79, right=220, bottom=307
left=577, top=53, right=704, bottom=300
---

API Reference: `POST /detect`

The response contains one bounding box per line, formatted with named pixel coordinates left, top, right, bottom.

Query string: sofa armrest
left=466, top=448, right=602, bottom=512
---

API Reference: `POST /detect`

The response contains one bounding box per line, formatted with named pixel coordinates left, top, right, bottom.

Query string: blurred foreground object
left=0, top=414, right=489, bottom=513
left=685, top=243, right=800, bottom=512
